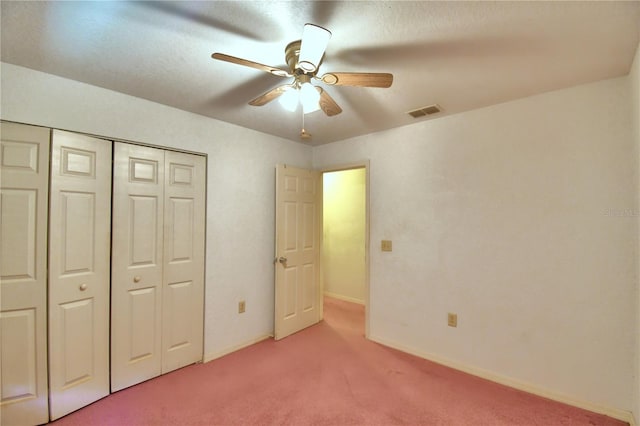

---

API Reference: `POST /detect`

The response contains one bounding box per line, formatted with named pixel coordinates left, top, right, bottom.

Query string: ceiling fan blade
left=212, top=53, right=291, bottom=77
left=316, top=87, right=342, bottom=117
left=320, top=72, right=393, bottom=88
left=298, top=24, right=331, bottom=73
left=249, top=85, right=291, bottom=106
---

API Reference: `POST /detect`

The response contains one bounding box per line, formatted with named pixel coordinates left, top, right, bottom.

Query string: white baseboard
left=368, top=335, right=634, bottom=425
left=324, top=291, right=365, bottom=305
left=203, top=334, right=272, bottom=363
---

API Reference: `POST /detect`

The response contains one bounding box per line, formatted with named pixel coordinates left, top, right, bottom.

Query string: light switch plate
left=381, top=240, right=392, bottom=251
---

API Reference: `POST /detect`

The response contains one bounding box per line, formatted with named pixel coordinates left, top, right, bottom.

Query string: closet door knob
left=79, top=283, right=88, bottom=291
left=133, top=276, right=141, bottom=283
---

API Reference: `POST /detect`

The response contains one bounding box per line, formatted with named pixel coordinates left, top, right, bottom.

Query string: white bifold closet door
left=111, top=142, right=205, bottom=392
left=110, top=143, right=164, bottom=391
left=0, top=122, right=51, bottom=426
left=161, top=150, right=206, bottom=374
left=48, top=130, right=112, bottom=420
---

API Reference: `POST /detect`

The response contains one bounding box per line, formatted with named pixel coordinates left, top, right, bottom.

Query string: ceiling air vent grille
left=408, top=104, right=441, bottom=118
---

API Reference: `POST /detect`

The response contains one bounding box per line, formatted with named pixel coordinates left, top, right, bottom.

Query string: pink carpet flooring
left=52, top=297, right=627, bottom=425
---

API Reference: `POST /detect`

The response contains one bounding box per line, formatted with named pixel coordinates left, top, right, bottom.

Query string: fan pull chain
left=300, top=110, right=311, bottom=140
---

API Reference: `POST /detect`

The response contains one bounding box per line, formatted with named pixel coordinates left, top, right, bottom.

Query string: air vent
left=407, top=104, right=442, bottom=118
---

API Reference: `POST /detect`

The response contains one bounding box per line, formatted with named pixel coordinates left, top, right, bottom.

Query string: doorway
left=321, top=164, right=369, bottom=337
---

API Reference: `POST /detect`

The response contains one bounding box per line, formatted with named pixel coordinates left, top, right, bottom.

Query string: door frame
left=319, top=161, right=370, bottom=338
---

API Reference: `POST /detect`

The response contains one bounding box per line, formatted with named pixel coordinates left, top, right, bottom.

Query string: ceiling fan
left=211, top=24, right=393, bottom=122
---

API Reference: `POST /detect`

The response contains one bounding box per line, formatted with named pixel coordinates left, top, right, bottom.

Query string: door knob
left=79, top=283, right=88, bottom=291
left=278, top=257, right=287, bottom=264
left=133, top=276, right=141, bottom=283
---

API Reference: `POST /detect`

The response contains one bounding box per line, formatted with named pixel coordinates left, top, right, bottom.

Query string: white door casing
left=48, top=130, right=112, bottom=420
left=0, top=122, right=50, bottom=426
left=161, top=150, right=206, bottom=373
left=274, top=165, right=321, bottom=340
left=111, top=142, right=165, bottom=392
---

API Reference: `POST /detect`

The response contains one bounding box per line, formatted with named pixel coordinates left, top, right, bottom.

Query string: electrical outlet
left=238, top=300, right=246, bottom=314
left=447, top=313, right=457, bottom=327
left=381, top=240, right=392, bottom=251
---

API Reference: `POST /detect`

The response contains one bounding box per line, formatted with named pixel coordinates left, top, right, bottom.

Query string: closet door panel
left=162, top=151, right=206, bottom=373
left=0, top=122, right=50, bottom=426
left=111, top=143, right=164, bottom=392
left=48, top=130, right=111, bottom=420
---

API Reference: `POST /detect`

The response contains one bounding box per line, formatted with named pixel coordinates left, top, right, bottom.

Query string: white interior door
left=48, top=130, right=112, bottom=420
left=111, top=142, right=164, bottom=392
left=0, top=122, right=50, bottom=425
left=161, top=151, right=206, bottom=373
left=274, top=165, right=321, bottom=340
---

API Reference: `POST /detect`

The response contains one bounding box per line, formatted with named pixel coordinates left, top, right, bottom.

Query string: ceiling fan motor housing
left=285, top=40, right=301, bottom=72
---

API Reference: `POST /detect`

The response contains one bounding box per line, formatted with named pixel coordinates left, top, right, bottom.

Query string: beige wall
left=314, top=76, right=635, bottom=419
left=631, top=40, right=640, bottom=425
left=322, top=169, right=366, bottom=304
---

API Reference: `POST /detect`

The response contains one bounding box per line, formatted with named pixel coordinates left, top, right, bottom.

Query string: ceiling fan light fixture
left=212, top=23, right=393, bottom=120
left=300, top=82, right=321, bottom=114
left=278, top=87, right=299, bottom=112
left=298, top=24, right=331, bottom=73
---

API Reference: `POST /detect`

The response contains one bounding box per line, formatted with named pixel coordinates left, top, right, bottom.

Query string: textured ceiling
left=2, top=1, right=639, bottom=145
